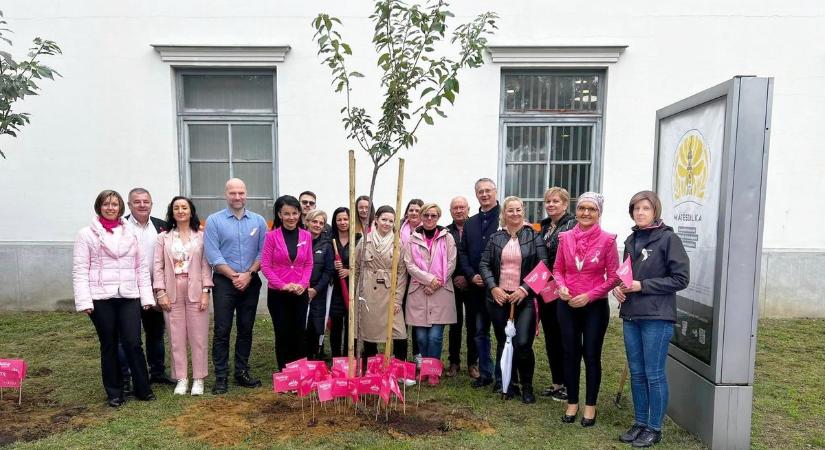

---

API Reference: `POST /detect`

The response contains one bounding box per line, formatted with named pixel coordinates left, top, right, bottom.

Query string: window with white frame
left=499, top=71, right=604, bottom=223
left=177, top=70, right=277, bottom=221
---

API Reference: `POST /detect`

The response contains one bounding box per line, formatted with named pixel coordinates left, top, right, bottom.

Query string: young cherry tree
left=312, top=0, right=497, bottom=203
left=0, top=11, right=62, bottom=159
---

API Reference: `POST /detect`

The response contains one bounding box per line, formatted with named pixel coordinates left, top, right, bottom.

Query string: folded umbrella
left=500, top=302, right=516, bottom=396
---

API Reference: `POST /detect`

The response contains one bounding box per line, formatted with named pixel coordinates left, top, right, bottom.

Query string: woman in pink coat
left=554, top=192, right=620, bottom=427
left=261, top=195, right=314, bottom=370
left=72, top=189, right=155, bottom=407
left=153, top=196, right=213, bottom=396
left=403, top=203, right=457, bottom=385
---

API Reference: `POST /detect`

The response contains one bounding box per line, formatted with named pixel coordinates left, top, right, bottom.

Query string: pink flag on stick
left=316, top=380, right=334, bottom=402
left=357, top=375, right=382, bottom=395
left=331, top=357, right=352, bottom=378
left=331, top=378, right=350, bottom=398
left=297, top=376, right=314, bottom=398
left=540, top=279, right=560, bottom=303
left=390, top=359, right=416, bottom=380
left=524, top=260, right=551, bottom=294
left=379, top=376, right=391, bottom=404
left=0, top=359, right=26, bottom=388
left=617, top=256, right=634, bottom=288
left=389, top=375, right=404, bottom=403
left=419, top=358, right=443, bottom=378
left=285, top=358, right=309, bottom=379
left=366, top=355, right=385, bottom=375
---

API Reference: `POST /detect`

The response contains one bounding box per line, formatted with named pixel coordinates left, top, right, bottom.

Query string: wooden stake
left=347, top=150, right=358, bottom=378
left=384, top=158, right=405, bottom=363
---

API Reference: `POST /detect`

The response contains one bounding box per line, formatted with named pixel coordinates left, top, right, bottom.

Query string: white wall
left=1, top=0, right=823, bottom=252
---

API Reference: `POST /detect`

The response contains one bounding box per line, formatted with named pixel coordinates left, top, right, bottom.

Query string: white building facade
left=1, top=1, right=822, bottom=316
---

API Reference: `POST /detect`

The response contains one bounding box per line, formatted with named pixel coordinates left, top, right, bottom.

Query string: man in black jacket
left=119, top=188, right=175, bottom=393
left=458, top=178, right=501, bottom=388
left=446, top=196, right=479, bottom=378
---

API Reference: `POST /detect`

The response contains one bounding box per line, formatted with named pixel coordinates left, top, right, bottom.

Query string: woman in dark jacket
left=538, top=187, right=577, bottom=401
left=479, top=196, right=549, bottom=404
left=329, top=207, right=355, bottom=357
left=305, top=210, right=335, bottom=360
left=613, top=191, right=689, bottom=448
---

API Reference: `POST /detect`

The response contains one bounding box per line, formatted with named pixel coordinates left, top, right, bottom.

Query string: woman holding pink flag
left=479, top=196, right=549, bottom=404
left=403, top=203, right=457, bottom=385
left=554, top=192, right=620, bottom=427
left=612, top=191, right=689, bottom=447
left=539, top=187, right=577, bottom=402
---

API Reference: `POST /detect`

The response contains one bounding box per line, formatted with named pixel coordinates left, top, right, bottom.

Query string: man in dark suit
left=118, top=188, right=175, bottom=392
left=458, top=178, right=501, bottom=389
left=446, top=196, right=479, bottom=379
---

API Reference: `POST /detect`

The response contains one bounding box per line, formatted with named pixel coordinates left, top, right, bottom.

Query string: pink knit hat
left=577, top=191, right=604, bottom=213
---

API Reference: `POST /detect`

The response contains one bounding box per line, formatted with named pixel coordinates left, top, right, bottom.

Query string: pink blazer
left=261, top=227, right=314, bottom=290
left=553, top=225, right=620, bottom=302
left=152, top=230, right=214, bottom=303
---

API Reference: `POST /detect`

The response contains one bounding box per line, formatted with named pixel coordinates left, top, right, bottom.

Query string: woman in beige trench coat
left=403, top=203, right=457, bottom=385
left=354, top=205, right=409, bottom=363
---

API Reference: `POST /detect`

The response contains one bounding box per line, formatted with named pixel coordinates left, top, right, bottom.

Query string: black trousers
left=448, top=286, right=478, bottom=367
left=557, top=298, right=609, bottom=406
left=329, top=313, right=349, bottom=358
left=488, top=297, right=537, bottom=386
left=539, top=300, right=565, bottom=386
left=362, top=339, right=408, bottom=369
left=89, top=298, right=152, bottom=401
left=117, top=307, right=166, bottom=379
left=212, top=273, right=261, bottom=379
left=267, top=289, right=309, bottom=370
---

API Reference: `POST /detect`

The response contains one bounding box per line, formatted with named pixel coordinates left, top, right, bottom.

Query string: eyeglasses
left=576, top=206, right=599, bottom=214
left=300, top=200, right=316, bottom=206
left=422, top=214, right=439, bottom=219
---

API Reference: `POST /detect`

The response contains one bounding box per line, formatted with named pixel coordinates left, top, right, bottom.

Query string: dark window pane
left=552, top=126, right=592, bottom=161
left=189, top=124, right=229, bottom=160
left=503, top=73, right=600, bottom=113
left=506, top=126, right=548, bottom=162
left=183, top=74, right=274, bottom=111
left=190, top=162, right=230, bottom=196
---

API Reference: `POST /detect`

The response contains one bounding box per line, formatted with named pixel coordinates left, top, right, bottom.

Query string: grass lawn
left=0, top=312, right=823, bottom=449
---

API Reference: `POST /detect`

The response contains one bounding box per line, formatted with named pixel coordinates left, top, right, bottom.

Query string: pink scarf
left=571, top=222, right=602, bottom=262
left=98, top=216, right=120, bottom=233
left=411, top=231, right=448, bottom=285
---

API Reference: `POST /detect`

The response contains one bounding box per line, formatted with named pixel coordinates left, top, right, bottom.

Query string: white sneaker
left=174, top=378, right=189, bottom=395
left=190, top=379, right=204, bottom=396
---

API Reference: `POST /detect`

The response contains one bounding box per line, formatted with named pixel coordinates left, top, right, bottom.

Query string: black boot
left=521, top=384, right=536, bottom=404
left=212, top=377, right=228, bottom=395
left=235, top=371, right=262, bottom=388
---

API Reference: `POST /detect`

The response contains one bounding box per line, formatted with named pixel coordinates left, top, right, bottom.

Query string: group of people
left=72, top=176, right=688, bottom=448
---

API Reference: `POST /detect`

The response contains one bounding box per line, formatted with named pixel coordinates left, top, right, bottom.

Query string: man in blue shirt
left=205, top=178, right=267, bottom=394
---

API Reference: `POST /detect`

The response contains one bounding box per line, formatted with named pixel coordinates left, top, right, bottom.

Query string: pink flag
left=0, top=359, right=26, bottom=388
left=285, top=358, right=309, bottom=379
left=523, top=261, right=551, bottom=294
left=349, top=378, right=359, bottom=403
left=366, top=355, right=385, bottom=374
left=309, top=361, right=329, bottom=380
left=540, top=279, right=560, bottom=303
left=419, top=358, right=443, bottom=378
left=273, top=370, right=301, bottom=393
left=379, top=376, right=391, bottom=404
left=317, top=380, right=334, bottom=402
left=297, top=376, right=314, bottom=397
left=357, top=375, right=382, bottom=395
left=389, top=375, right=404, bottom=403
left=331, top=357, right=351, bottom=378
left=331, top=378, right=350, bottom=398
left=617, top=256, right=634, bottom=287
left=390, top=359, right=416, bottom=380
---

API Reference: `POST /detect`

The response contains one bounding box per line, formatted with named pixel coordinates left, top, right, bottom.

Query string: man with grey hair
left=119, top=188, right=174, bottom=391
left=446, top=195, right=479, bottom=378
left=457, top=178, right=502, bottom=390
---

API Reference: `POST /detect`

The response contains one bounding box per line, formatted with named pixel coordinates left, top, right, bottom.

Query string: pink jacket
left=261, top=227, right=314, bottom=290
left=72, top=218, right=154, bottom=312
left=553, top=224, right=620, bottom=302
left=152, top=230, right=214, bottom=304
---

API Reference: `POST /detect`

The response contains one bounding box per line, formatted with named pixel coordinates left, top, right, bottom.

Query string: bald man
left=204, top=178, right=267, bottom=394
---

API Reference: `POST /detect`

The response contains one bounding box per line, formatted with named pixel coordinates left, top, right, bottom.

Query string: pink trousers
left=164, top=274, right=210, bottom=380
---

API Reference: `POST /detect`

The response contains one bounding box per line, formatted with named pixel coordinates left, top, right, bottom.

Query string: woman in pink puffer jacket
left=72, top=189, right=156, bottom=407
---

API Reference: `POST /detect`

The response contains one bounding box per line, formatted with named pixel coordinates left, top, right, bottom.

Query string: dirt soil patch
left=165, top=391, right=495, bottom=447
left=0, top=394, right=94, bottom=447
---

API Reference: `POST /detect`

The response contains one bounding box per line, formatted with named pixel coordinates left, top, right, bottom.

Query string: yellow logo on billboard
left=673, top=130, right=709, bottom=201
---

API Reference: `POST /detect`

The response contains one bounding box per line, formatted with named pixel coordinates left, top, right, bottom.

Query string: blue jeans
left=623, top=319, right=674, bottom=431
left=472, top=286, right=499, bottom=381
left=414, top=325, right=445, bottom=359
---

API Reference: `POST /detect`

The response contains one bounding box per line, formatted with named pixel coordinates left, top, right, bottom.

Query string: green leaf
left=422, top=114, right=433, bottom=125
left=349, top=71, right=364, bottom=78
left=419, top=87, right=435, bottom=98
left=443, top=89, right=455, bottom=104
